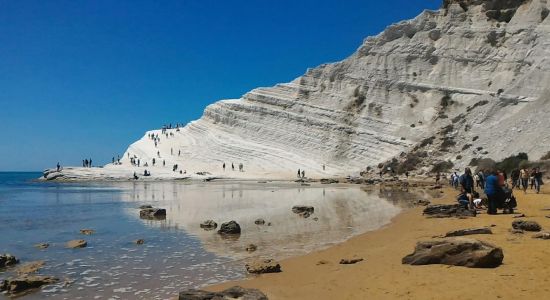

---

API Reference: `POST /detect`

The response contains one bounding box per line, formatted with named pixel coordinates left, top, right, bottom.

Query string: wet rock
left=444, top=227, right=493, bottom=237
left=0, top=254, right=19, bottom=268
left=320, top=178, right=339, bottom=184
left=178, top=286, right=267, bottom=300
left=16, top=261, right=44, bottom=275
left=254, top=218, right=266, bottom=225
left=139, top=204, right=153, bottom=209
left=512, top=220, right=542, bottom=232
left=532, top=232, right=550, bottom=240
left=34, top=243, right=49, bottom=249
left=139, top=208, right=167, bottom=220
left=292, top=206, right=314, bottom=218
left=135, top=239, right=145, bottom=245
left=339, top=258, right=364, bottom=264
left=423, top=204, right=476, bottom=218
left=246, top=259, right=281, bottom=274
left=218, top=221, right=241, bottom=235
left=402, top=238, right=503, bottom=268
left=79, top=229, right=95, bottom=235
left=0, top=275, right=58, bottom=294
left=200, top=220, right=218, bottom=230
left=66, top=239, right=87, bottom=249
left=246, top=244, right=257, bottom=252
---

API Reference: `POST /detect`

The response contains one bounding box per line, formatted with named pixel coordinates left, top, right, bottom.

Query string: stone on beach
left=0, top=275, right=59, bottom=294
left=0, top=254, right=19, bottom=268
left=246, top=244, right=258, bottom=252
left=254, top=218, right=266, bottom=225
left=66, top=239, right=87, bottom=249
left=178, top=286, right=268, bottom=300
left=246, top=259, right=282, bottom=274
left=339, top=258, right=364, bottom=264
left=200, top=220, right=218, bottom=230
left=532, top=232, right=550, bottom=240
left=218, top=221, right=241, bottom=235
left=512, top=220, right=542, bottom=232
left=444, top=227, right=493, bottom=237
left=292, top=206, right=314, bottom=218
left=402, top=238, right=504, bottom=268
left=139, top=207, right=167, bottom=220
left=423, top=204, right=476, bottom=218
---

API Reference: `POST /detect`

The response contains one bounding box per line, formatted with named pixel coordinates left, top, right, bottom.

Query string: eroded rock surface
left=178, top=286, right=268, bottom=300
left=246, top=259, right=282, bottom=274
left=423, top=204, right=476, bottom=218
left=0, top=254, right=19, bottom=268
left=444, top=227, right=493, bottom=237
left=512, top=220, right=542, bottom=232
left=0, top=275, right=58, bottom=294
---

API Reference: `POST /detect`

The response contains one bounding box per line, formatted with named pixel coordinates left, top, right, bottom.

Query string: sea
left=0, top=172, right=404, bottom=299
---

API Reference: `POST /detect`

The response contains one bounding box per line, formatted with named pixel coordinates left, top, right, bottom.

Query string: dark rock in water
left=246, top=259, right=281, bottom=274
left=292, top=206, right=314, bottom=218
left=254, top=218, right=266, bottom=225
left=66, top=240, right=87, bottom=249
left=135, top=239, right=145, bottom=245
left=139, top=205, right=153, bottom=209
left=218, top=221, right=241, bottom=235
left=532, top=232, right=550, bottom=240
left=0, top=275, right=58, bottom=294
left=0, top=254, right=19, bottom=268
left=423, top=204, right=476, bottom=218
left=79, top=229, right=95, bottom=235
left=320, top=178, right=339, bottom=184
left=200, top=220, right=218, bottom=230
left=339, top=258, right=364, bottom=264
left=512, top=220, right=542, bottom=232
left=402, top=238, right=503, bottom=268
left=178, top=286, right=267, bottom=300
left=246, top=244, right=258, bottom=252
left=34, top=243, right=49, bottom=250
left=444, top=227, right=493, bottom=237
left=139, top=208, right=167, bottom=220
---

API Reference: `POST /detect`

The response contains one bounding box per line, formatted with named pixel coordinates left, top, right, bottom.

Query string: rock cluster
left=139, top=207, right=167, bottom=220
left=178, top=286, right=267, bottom=300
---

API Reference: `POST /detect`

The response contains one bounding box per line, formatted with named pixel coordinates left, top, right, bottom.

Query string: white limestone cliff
left=45, top=0, right=550, bottom=180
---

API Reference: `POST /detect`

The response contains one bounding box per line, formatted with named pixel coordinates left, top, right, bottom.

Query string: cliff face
left=123, top=0, right=550, bottom=177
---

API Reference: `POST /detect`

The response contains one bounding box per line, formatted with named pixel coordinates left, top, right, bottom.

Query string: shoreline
left=205, top=185, right=550, bottom=299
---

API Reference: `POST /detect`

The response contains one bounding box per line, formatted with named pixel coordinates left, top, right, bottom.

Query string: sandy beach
left=208, top=184, right=550, bottom=299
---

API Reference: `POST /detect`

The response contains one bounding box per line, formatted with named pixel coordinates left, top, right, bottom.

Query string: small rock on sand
left=444, top=227, right=492, bottom=237
left=512, top=220, right=542, bottom=232
left=340, top=258, right=364, bottom=264
left=245, top=259, right=281, bottom=274
left=66, top=240, right=87, bottom=249
left=34, top=243, right=49, bottom=249
left=178, top=286, right=267, bottom=300
left=0, top=275, right=58, bottom=294
left=246, top=244, right=257, bottom=252
left=532, top=232, right=550, bottom=240
left=0, top=254, right=19, bottom=268
left=79, top=229, right=95, bottom=235
left=200, top=220, right=218, bottom=230
left=254, top=218, right=266, bottom=225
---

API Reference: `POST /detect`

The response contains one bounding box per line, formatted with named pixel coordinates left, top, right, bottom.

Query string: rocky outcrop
left=423, top=204, right=476, bottom=218
left=139, top=208, right=167, bottom=220
left=402, top=238, right=503, bottom=268
left=246, top=259, right=282, bottom=274
left=512, top=220, right=542, bottom=232
left=444, top=227, right=493, bottom=237
left=0, top=254, right=19, bottom=268
left=178, top=286, right=268, bottom=300
left=0, top=275, right=58, bottom=295
left=200, top=220, right=218, bottom=230
left=218, top=221, right=241, bottom=235
left=66, top=239, right=87, bottom=248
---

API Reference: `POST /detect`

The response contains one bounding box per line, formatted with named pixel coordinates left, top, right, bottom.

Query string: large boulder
left=0, top=275, right=58, bottom=294
left=512, top=220, right=542, bottom=232
left=0, top=254, right=19, bottom=268
left=218, top=221, right=241, bottom=235
left=423, top=204, right=476, bottom=218
left=178, top=286, right=267, bottom=300
left=200, top=220, right=218, bottom=230
left=402, top=238, right=503, bottom=268
left=245, top=259, right=282, bottom=274
left=444, top=227, right=493, bottom=237
left=292, top=206, right=314, bottom=218
left=139, top=208, right=167, bottom=220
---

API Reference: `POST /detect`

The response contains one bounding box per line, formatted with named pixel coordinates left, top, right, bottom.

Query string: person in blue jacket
left=485, top=169, right=500, bottom=215
left=459, top=167, right=475, bottom=193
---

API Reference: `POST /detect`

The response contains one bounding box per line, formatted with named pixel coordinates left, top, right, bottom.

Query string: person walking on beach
left=534, top=167, right=543, bottom=194
left=112, top=157, right=115, bottom=164
left=520, top=167, right=529, bottom=193
left=485, top=169, right=500, bottom=215
left=231, top=163, right=235, bottom=171
left=298, top=169, right=301, bottom=178
left=223, top=162, right=226, bottom=171
left=89, top=159, right=92, bottom=168
left=138, top=159, right=140, bottom=167
left=301, top=170, right=305, bottom=178
left=82, top=159, right=86, bottom=167
left=459, top=168, right=474, bottom=193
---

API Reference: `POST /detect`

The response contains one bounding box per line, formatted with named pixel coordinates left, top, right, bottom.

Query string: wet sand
left=209, top=184, right=550, bottom=299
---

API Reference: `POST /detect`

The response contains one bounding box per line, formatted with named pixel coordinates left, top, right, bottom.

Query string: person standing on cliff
left=56, top=162, right=61, bottom=172
left=301, top=170, right=305, bottom=178
left=89, top=159, right=92, bottom=168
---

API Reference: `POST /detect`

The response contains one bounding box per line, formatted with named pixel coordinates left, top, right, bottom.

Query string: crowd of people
left=447, top=166, right=544, bottom=215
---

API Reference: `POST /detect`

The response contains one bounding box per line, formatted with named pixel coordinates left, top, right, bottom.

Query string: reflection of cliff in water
left=119, top=182, right=401, bottom=260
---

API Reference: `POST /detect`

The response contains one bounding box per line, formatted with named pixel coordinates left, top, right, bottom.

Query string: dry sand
left=208, top=184, right=550, bottom=299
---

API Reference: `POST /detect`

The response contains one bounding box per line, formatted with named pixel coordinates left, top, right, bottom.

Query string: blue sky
left=0, top=0, right=440, bottom=171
